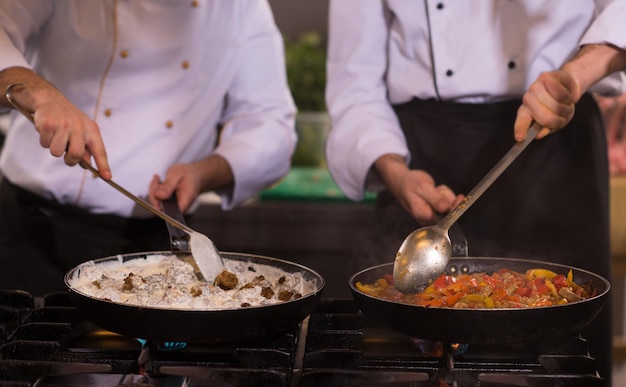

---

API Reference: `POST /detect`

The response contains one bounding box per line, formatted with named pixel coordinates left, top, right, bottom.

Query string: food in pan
left=68, top=254, right=317, bottom=310
left=355, top=268, right=596, bottom=308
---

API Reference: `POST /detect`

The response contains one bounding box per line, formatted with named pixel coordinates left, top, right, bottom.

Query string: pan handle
left=434, top=213, right=468, bottom=257
left=159, top=194, right=190, bottom=253
left=449, top=224, right=468, bottom=257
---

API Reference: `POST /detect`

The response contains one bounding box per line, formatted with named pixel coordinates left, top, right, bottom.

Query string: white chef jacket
left=326, top=0, right=626, bottom=201
left=0, top=0, right=296, bottom=217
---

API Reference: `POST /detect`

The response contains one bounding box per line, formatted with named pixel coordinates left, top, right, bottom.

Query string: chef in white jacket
left=0, top=2, right=296, bottom=292
left=325, top=0, right=626, bottom=383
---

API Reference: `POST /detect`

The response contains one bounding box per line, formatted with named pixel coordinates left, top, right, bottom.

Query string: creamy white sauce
left=68, top=254, right=317, bottom=310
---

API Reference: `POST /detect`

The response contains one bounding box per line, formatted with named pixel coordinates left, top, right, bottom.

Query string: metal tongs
left=5, top=82, right=224, bottom=282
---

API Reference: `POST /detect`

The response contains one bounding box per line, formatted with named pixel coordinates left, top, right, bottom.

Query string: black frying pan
left=65, top=251, right=324, bottom=343
left=349, top=257, right=609, bottom=344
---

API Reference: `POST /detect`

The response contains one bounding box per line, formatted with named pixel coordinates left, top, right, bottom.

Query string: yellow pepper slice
left=422, top=284, right=436, bottom=294
left=544, top=279, right=559, bottom=298
left=525, top=268, right=557, bottom=281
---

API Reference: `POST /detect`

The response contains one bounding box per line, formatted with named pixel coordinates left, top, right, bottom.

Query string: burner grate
left=0, top=290, right=301, bottom=386
left=302, top=299, right=605, bottom=387
left=0, top=292, right=606, bottom=386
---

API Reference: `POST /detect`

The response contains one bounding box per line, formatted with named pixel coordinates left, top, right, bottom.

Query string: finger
left=451, top=194, right=465, bottom=209
left=523, top=87, right=572, bottom=130
left=410, top=203, right=439, bottom=225
left=49, top=128, right=72, bottom=159
left=174, top=186, right=195, bottom=213
left=154, top=174, right=180, bottom=202
left=514, top=107, right=534, bottom=142
left=432, top=184, right=457, bottom=213
left=543, top=71, right=578, bottom=104
left=401, top=191, right=435, bottom=224
left=147, top=175, right=162, bottom=209
left=413, top=184, right=451, bottom=218
left=535, top=127, right=552, bottom=140
left=38, top=129, right=54, bottom=149
left=64, top=132, right=86, bottom=166
left=84, top=124, right=112, bottom=180
left=515, top=74, right=576, bottom=140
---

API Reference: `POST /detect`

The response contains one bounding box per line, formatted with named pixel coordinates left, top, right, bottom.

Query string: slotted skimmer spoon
left=80, top=162, right=225, bottom=283
left=393, top=122, right=541, bottom=293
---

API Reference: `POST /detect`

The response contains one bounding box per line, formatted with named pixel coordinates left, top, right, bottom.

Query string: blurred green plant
left=284, top=32, right=326, bottom=112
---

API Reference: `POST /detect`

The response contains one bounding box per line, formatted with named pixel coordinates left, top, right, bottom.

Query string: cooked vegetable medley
left=356, top=268, right=596, bottom=308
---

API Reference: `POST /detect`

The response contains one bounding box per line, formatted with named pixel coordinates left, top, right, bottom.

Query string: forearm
left=192, top=154, right=235, bottom=193
left=374, top=153, right=409, bottom=194
left=0, top=66, right=65, bottom=113
left=562, top=43, right=626, bottom=101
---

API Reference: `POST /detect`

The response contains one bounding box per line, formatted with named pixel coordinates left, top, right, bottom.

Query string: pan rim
left=65, top=250, right=325, bottom=312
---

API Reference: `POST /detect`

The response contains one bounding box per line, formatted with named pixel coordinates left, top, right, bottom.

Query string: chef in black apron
left=325, top=1, right=626, bottom=384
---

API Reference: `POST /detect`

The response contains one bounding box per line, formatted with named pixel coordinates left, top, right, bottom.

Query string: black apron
left=373, top=93, right=612, bottom=383
left=0, top=179, right=171, bottom=294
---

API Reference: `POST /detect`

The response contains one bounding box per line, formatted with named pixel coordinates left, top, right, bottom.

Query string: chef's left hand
left=149, top=163, right=202, bottom=213
left=149, top=155, right=234, bottom=212
left=514, top=70, right=581, bottom=142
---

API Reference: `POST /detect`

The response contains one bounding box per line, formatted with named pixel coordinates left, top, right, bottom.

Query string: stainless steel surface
left=393, top=122, right=542, bottom=293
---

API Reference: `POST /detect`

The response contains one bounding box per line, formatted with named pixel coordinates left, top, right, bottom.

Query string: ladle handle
left=438, top=122, right=542, bottom=230
left=5, top=82, right=194, bottom=236
left=79, top=162, right=195, bottom=235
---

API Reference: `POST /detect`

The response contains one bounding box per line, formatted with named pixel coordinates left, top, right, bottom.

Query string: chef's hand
left=515, top=43, right=626, bottom=142
left=374, top=154, right=463, bottom=225
left=149, top=164, right=202, bottom=213
left=514, top=70, right=581, bottom=142
left=595, top=92, right=626, bottom=175
left=0, top=68, right=112, bottom=180
left=149, top=155, right=234, bottom=213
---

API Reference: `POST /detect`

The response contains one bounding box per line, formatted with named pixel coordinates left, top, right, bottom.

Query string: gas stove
left=0, top=290, right=604, bottom=386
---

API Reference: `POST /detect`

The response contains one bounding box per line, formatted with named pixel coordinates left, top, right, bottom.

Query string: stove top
left=0, top=290, right=605, bottom=386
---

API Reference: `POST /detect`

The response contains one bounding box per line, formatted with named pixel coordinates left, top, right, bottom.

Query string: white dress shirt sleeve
left=325, top=0, right=409, bottom=201
left=0, top=1, right=49, bottom=113
left=214, top=1, right=296, bottom=210
left=581, top=0, right=626, bottom=95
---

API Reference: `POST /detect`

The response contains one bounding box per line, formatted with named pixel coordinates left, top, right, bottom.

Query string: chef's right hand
left=513, top=70, right=580, bottom=142
left=1, top=69, right=111, bottom=180
left=374, top=154, right=463, bottom=224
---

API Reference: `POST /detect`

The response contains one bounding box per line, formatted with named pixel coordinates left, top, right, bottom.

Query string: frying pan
left=65, top=251, right=324, bottom=343
left=350, top=257, right=609, bottom=344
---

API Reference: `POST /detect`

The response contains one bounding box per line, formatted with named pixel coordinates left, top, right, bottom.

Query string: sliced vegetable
left=356, top=267, right=593, bottom=309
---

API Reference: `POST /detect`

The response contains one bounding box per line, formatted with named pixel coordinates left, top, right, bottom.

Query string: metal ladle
left=5, top=83, right=224, bottom=282
left=393, top=122, right=542, bottom=293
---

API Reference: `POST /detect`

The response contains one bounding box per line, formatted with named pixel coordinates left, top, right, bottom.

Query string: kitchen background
left=0, top=0, right=625, bottom=382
